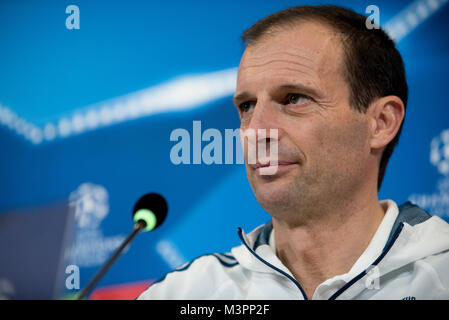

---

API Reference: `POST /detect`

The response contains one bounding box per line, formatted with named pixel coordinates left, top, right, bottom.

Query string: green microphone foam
left=133, top=208, right=157, bottom=232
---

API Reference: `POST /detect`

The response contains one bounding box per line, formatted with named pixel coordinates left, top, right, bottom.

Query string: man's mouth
left=251, top=160, right=297, bottom=169
left=250, top=160, right=298, bottom=175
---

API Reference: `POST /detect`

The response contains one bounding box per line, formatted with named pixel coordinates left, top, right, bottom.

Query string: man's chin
left=247, top=164, right=303, bottom=209
left=251, top=180, right=297, bottom=212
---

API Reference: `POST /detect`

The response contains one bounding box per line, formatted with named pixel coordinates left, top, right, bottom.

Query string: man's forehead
left=239, top=21, right=344, bottom=71
left=235, top=21, right=348, bottom=104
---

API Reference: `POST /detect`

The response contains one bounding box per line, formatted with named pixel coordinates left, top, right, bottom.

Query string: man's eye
left=239, top=101, right=256, bottom=113
left=286, top=93, right=309, bottom=105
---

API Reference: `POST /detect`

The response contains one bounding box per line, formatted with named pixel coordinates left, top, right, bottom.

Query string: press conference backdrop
left=0, top=0, right=448, bottom=299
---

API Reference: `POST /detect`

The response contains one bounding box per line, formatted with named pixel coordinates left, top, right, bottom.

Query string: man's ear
left=368, top=96, right=405, bottom=150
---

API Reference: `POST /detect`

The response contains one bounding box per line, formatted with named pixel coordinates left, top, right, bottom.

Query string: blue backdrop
left=0, top=0, right=448, bottom=299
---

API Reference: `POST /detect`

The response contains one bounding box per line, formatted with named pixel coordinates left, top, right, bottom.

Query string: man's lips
left=250, top=161, right=298, bottom=170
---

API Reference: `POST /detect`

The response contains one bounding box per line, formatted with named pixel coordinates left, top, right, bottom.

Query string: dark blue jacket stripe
left=253, top=220, right=273, bottom=250
left=328, top=223, right=405, bottom=300
left=238, top=227, right=309, bottom=300
left=141, top=253, right=238, bottom=293
left=328, top=202, right=432, bottom=299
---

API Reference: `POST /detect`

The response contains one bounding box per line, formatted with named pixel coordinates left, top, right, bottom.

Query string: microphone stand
left=76, top=220, right=146, bottom=300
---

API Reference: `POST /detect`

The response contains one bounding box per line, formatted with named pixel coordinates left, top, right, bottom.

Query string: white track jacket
left=138, top=200, right=449, bottom=300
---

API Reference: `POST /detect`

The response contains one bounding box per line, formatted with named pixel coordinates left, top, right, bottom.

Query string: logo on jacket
left=409, top=128, right=449, bottom=221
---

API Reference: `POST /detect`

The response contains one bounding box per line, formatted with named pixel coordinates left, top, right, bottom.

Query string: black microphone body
left=75, top=193, right=168, bottom=300
left=76, top=221, right=145, bottom=300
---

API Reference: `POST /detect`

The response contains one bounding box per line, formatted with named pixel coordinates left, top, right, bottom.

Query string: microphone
left=76, top=193, right=168, bottom=300
left=132, top=193, right=168, bottom=232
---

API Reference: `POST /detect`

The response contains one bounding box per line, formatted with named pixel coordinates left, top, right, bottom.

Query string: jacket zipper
left=239, top=222, right=405, bottom=300
left=328, top=222, right=405, bottom=300
left=238, top=228, right=309, bottom=300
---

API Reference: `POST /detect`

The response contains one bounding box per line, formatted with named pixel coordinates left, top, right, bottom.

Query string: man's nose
left=241, top=101, right=281, bottom=165
left=246, top=101, right=281, bottom=141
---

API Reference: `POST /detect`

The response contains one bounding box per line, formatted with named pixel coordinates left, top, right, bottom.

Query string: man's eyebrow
left=277, top=83, right=321, bottom=97
left=233, top=91, right=252, bottom=106
left=233, top=83, right=321, bottom=105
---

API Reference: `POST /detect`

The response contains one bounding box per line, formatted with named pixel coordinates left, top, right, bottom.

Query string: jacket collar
left=232, top=200, right=447, bottom=299
left=236, top=200, right=433, bottom=258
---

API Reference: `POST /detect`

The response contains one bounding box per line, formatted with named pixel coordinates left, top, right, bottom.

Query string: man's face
left=234, top=22, right=372, bottom=218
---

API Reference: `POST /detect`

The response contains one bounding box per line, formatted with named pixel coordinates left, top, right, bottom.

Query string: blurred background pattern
left=0, top=0, right=448, bottom=299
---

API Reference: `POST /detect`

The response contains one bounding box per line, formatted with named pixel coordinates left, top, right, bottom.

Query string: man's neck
left=272, top=197, right=386, bottom=299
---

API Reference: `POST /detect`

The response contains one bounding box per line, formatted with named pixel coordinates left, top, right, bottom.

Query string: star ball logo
left=430, top=128, right=449, bottom=176
left=70, top=183, right=109, bottom=230
left=65, top=183, right=126, bottom=268
left=409, top=128, right=449, bottom=220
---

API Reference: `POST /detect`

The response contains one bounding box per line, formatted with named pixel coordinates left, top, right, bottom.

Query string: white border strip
left=384, top=0, right=448, bottom=42
left=0, top=68, right=237, bottom=144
